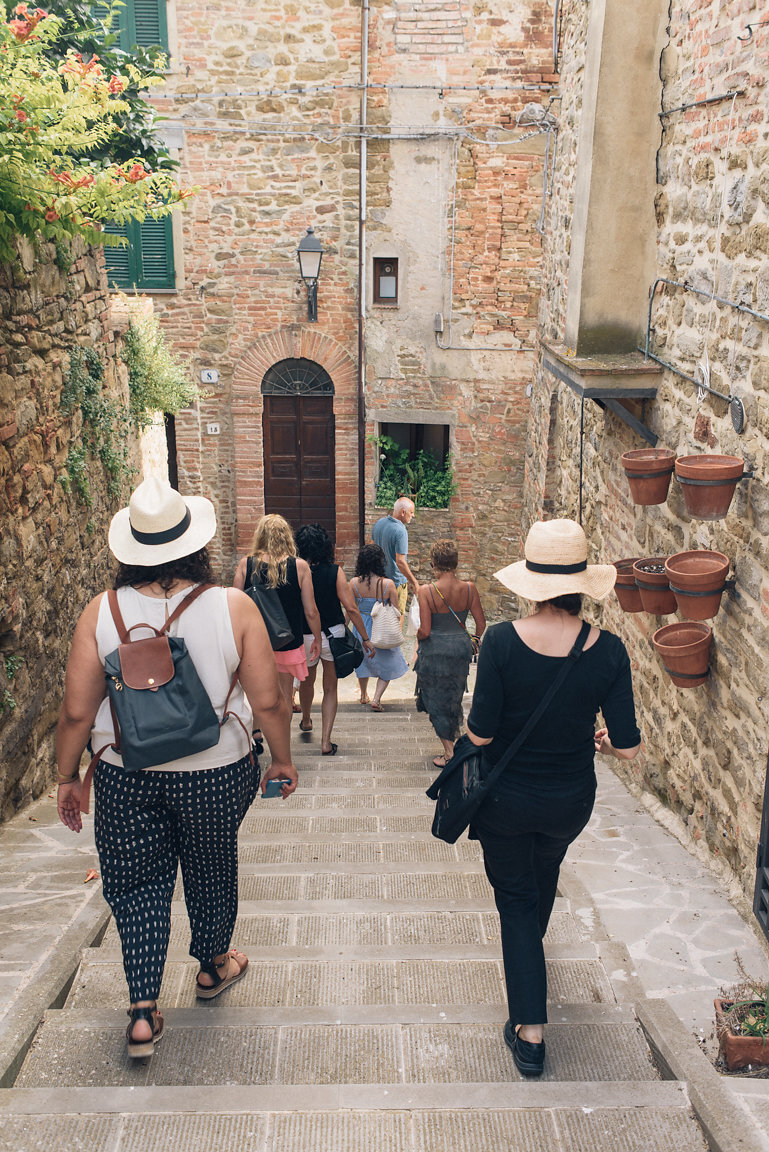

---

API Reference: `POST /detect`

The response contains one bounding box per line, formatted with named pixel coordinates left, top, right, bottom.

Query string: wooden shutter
left=130, top=0, right=168, bottom=50
left=103, top=218, right=175, bottom=291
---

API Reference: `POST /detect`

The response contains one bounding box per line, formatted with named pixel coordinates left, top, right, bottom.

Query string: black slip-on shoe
left=503, top=1019, right=545, bottom=1077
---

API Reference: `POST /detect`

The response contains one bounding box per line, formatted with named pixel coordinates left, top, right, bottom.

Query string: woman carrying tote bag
left=466, top=519, right=641, bottom=1079
left=349, top=543, right=408, bottom=711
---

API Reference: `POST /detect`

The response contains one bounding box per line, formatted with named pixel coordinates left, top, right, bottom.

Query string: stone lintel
left=542, top=341, right=662, bottom=400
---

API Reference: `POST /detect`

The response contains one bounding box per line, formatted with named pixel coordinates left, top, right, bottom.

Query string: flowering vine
left=0, top=4, right=197, bottom=263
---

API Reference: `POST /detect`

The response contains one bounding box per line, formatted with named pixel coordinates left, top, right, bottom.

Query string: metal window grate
left=261, top=358, right=334, bottom=395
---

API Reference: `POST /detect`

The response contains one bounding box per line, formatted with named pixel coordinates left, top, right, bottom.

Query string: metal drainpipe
left=357, top=0, right=369, bottom=547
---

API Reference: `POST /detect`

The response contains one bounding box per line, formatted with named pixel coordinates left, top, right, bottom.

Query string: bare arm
left=55, top=595, right=108, bottom=832
left=233, top=555, right=248, bottom=591
left=395, top=552, right=419, bottom=594
left=336, top=568, right=375, bottom=657
left=384, top=579, right=403, bottom=614
left=416, top=584, right=432, bottom=641
left=466, top=726, right=492, bottom=747
left=296, top=558, right=321, bottom=662
left=468, top=582, right=486, bottom=637
left=594, top=728, right=641, bottom=761
left=228, top=588, right=297, bottom=793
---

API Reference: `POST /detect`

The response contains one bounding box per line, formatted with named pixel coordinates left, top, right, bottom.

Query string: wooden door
left=263, top=395, right=336, bottom=540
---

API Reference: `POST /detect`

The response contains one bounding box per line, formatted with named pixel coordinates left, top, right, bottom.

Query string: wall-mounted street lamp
left=297, top=226, right=323, bottom=323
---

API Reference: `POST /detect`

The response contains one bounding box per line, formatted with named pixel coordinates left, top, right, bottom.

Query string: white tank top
left=91, top=584, right=252, bottom=772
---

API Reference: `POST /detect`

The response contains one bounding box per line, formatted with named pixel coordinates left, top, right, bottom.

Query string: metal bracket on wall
left=593, top=398, right=658, bottom=446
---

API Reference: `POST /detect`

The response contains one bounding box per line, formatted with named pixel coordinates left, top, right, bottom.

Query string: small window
left=375, top=422, right=454, bottom=508
left=103, top=217, right=176, bottom=292
left=373, top=258, right=398, bottom=305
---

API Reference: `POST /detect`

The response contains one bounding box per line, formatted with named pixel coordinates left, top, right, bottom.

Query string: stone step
left=99, top=902, right=583, bottom=951
left=66, top=953, right=615, bottom=1011
left=16, top=1008, right=659, bottom=1087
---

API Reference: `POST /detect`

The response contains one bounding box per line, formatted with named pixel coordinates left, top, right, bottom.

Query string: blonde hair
left=250, top=514, right=296, bottom=588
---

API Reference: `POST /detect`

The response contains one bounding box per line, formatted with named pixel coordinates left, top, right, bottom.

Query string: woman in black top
left=295, top=524, right=375, bottom=755
left=234, top=514, right=322, bottom=708
left=467, top=519, right=641, bottom=1078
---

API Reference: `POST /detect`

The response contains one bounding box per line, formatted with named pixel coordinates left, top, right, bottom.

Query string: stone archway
left=232, top=325, right=357, bottom=559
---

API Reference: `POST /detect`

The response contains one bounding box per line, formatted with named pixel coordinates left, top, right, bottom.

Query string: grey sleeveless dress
left=414, top=592, right=474, bottom=742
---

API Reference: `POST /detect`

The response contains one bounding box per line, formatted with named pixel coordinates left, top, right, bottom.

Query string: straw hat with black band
left=108, top=477, right=217, bottom=566
left=494, top=519, right=616, bottom=602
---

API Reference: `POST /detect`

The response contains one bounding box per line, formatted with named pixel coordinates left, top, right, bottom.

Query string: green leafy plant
left=369, top=434, right=458, bottom=509
left=4, top=654, right=23, bottom=679
left=0, top=689, right=16, bottom=715
left=0, top=655, right=22, bottom=715
left=60, top=346, right=134, bottom=504
left=0, top=5, right=196, bottom=263
left=121, top=303, right=200, bottom=429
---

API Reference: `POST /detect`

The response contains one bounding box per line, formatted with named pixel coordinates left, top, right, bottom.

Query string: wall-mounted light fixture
left=297, top=226, right=323, bottom=323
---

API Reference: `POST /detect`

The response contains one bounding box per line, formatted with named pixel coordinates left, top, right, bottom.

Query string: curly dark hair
left=295, top=523, right=334, bottom=567
left=355, top=542, right=386, bottom=580
left=542, top=592, right=583, bottom=616
left=114, top=547, right=214, bottom=592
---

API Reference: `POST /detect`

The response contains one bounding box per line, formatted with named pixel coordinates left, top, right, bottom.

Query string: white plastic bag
left=406, top=595, right=421, bottom=636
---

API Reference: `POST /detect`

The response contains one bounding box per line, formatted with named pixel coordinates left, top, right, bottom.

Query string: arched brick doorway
left=262, top=358, right=335, bottom=541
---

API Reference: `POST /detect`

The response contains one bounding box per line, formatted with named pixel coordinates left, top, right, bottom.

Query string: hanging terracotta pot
left=621, top=448, right=676, bottom=506
left=652, top=621, right=712, bottom=687
left=612, top=558, right=644, bottom=612
left=674, top=455, right=744, bottom=521
left=665, top=551, right=730, bottom=620
left=632, top=557, right=676, bottom=615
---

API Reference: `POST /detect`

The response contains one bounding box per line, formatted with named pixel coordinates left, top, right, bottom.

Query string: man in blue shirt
left=372, top=497, right=419, bottom=613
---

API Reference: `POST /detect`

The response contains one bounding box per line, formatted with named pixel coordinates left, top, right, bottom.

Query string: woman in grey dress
left=415, top=539, right=486, bottom=767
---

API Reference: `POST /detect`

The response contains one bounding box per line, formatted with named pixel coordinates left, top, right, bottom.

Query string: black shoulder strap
left=427, top=619, right=591, bottom=800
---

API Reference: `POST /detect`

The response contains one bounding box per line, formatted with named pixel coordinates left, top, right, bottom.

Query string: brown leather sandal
left=195, top=949, right=249, bottom=1000
left=126, top=1003, right=164, bottom=1058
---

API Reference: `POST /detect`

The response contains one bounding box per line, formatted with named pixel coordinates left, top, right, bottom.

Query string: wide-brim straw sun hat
left=108, top=477, right=217, bottom=566
left=494, top=518, right=616, bottom=601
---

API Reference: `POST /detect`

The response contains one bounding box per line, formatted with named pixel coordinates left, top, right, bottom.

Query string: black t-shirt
left=311, top=563, right=344, bottom=631
left=467, top=621, right=640, bottom=786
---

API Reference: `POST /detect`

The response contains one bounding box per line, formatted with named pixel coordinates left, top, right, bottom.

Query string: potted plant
left=715, top=982, right=769, bottom=1071
left=621, top=448, right=676, bottom=506
left=674, top=454, right=745, bottom=520
left=632, top=557, right=677, bottom=615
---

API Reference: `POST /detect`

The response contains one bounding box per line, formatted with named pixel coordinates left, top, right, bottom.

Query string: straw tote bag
left=369, top=580, right=404, bottom=649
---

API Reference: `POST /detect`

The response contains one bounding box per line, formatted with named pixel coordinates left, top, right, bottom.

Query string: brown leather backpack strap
left=160, top=582, right=215, bottom=634
left=107, top=590, right=129, bottom=644
left=220, top=671, right=254, bottom=767
left=80, top=743, right=115, bottom=815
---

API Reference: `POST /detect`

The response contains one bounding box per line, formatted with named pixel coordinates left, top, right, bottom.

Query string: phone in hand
left=262, top=778, right=291, bottom=799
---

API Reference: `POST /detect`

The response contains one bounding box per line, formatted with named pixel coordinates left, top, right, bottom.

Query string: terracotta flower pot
left=621, top=448, right=676, bottom=506
left=674, top=455, right=744, bottom=521
left=715, top=999, right=769, bottom=1072
left=665, top=550, right=730, bottom=620
left=632, top=557, right=676, bottom=615
left=612, top=558, right=644, bottom=612
left=652, top=621, right=712, bottom=687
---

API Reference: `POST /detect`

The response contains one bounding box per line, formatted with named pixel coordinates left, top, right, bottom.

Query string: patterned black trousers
left=94, top=755, right=259, bottom=1003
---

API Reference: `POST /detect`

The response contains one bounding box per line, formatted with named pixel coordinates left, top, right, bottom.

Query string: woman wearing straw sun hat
left=466, top=518, right=641, bottom=1078
left=55, top=477, right=295, bottom=1059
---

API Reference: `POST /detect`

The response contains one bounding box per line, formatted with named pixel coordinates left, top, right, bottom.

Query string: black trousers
left=94, top=755, right=259, bottom=1003
left=471, top=773, right=595, bottom=1027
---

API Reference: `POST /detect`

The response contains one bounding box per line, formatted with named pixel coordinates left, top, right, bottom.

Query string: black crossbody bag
left=426, top=620, right=590, bottom=843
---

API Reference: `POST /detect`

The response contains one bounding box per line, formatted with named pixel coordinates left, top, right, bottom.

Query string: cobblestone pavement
left=0, top=665, right=767, bottom=1151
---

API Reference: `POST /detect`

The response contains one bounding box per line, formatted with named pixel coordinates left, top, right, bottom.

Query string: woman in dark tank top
left=295, top=524, right=374, bottom=755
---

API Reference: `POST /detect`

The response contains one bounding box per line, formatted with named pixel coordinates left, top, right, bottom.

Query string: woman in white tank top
left=55, top=479, right=296, bottom=1059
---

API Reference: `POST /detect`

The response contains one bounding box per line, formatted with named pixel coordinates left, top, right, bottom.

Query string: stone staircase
left=2, top=700, right=708, bottom=1150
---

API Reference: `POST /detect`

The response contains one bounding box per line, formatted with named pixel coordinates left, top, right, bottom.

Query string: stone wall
left=0, top=239, right=137, bottom=819
left=527, top=0, right=769, bottom=896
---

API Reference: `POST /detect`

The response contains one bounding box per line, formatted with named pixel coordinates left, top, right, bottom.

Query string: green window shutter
left=103, top=217, right=175, bottom=292
left=130, top=0, right=168, bottom=51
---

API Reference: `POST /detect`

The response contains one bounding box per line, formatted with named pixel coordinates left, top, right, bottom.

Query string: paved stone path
left=0, top=671, right=767, bottom=1150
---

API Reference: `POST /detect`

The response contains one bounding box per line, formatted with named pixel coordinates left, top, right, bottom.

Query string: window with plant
left=369, top=431, right=457, bottom=509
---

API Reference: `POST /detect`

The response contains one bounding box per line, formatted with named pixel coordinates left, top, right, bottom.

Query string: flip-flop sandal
left=432, top=755, right=448, bottom=768
left=370, top=702, right=384, bottom=712
left=299, top=720, right=313, bottom=732
left=292, top=702, right=302, bottom=713
left=322, top=743, right=338, bottom=756
left=359, top=696, right=371, bottom=705
left=126, top=1004, right=164, bottom=1058
left=195, top=949, right=249, bottom=1000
